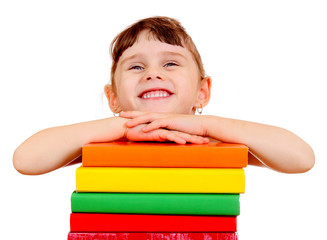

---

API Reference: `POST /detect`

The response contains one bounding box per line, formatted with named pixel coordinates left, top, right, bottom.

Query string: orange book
left=82, top=141, right=248, bottom=168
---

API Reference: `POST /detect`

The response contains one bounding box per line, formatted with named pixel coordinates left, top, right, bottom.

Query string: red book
left=70, top=213, right=237, bottom=232
left=68, top=232, right=238, bottom=240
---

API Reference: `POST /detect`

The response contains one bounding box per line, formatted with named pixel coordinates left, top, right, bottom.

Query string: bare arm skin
left=14, top=111, right=315, bottom=175
left=13, top=117, right=128, bottom=175
left=13, top=116, right=208, bottom=175
left=204, top=115, right=315, bottom=173
left=120, top=111, right=315, bottom=173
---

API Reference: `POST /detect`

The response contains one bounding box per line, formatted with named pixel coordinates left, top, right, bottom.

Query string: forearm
left=204, top=115, right=315, bottom=173
left=13, top=117, right=128, bottom=175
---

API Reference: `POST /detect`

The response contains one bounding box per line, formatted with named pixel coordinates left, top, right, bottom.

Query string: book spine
left=76, top=167, right=245, bottom=193
left=82, top=143, right=248, bottom=168
left=71, top=192, right=240, bottom=216
left=68, top=232, right=238, bottom=240
left=70, top=213, right=237, bottom=232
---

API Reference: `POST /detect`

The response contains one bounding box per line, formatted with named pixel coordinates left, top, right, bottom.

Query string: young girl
left=13, top=16, right=315, bottom=175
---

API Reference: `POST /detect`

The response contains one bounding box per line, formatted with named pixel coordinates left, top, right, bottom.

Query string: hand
left=124, top=124, right=209, bottom=144
left=120, top=111, right=208, bottom=137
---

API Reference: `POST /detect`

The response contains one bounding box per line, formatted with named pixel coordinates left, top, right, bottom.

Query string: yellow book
left=76, top=166, right=245, bottom=193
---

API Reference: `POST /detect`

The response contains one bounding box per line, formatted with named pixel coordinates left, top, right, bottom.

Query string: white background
left=1, top=0, right=326, bottom=239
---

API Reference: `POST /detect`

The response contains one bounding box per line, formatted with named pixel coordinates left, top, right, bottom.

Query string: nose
left=145, top=67, right=163, bottom=81
left=147, top=75, right=162, bottom=80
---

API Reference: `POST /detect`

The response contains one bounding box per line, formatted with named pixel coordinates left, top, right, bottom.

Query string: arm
left=120, top=111, right=315, bottom=173
left=204, top=115, right=315, bottom=173
left=13, top=116, right=208, bottom=175
left=13, top=117, right=128, bottom=175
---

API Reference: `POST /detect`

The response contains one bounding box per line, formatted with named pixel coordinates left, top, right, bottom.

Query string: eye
left=164, top=62, right=178, bottom=68
left=129, top=65, right=144, bottom=70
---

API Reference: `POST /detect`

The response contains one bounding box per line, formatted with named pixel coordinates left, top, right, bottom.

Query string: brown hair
left=109, top=16, right=205, bottom=91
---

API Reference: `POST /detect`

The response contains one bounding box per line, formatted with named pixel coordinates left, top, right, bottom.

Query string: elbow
left=297, top=146, right=315, bottom=173
left=13, top=149, right=28, bottom=175
left=285, top=146, right=315, bottom=174
left=13, top=149, right=32, bottom=175
left=13, top=148, right=43, bottom=175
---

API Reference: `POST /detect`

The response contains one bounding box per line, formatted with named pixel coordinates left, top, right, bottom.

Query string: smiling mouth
left=139, top=90, right=173, bottom=99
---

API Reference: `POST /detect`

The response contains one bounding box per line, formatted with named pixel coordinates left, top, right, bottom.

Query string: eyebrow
left=161, top=51, right=187, bottom=59
left=120, top=51, right=187, bottom=66
left=120, top=53, right=145, bottom=66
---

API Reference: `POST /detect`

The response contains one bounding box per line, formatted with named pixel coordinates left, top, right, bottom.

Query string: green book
left=71, top=192, right=240, bottom=216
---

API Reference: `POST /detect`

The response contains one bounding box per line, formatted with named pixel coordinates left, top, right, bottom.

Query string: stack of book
left=68, top=141, right=248, bottom=240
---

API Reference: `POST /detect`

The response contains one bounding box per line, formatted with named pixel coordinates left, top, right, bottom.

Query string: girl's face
left=107, top=31, right=211, bottom=114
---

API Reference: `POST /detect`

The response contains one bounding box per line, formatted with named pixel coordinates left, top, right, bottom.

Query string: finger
left=172, top=131, right=209, bottom=144
left=181, top=134, right=205, bottom=144
left=189, top=135, right=210, bottom=143
left=126, top=113, right=164, bottom=128
left=158, top=130, right=187, bottom=145
left=191, top=136, right=210, bottom=144
left=142, top=120, right=163, bottom=132
left=202, top=137, right=210, bottom=143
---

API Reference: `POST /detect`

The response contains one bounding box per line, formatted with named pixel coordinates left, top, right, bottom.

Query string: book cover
left=76, top=167, right=245, bottom=193
left=70, top=213, right=237, bottom=232
left=71, top=192, right=240, bottom=215
left=68, top=232, right=238, bottom=240
left=82, top=142, right=248, bottom=168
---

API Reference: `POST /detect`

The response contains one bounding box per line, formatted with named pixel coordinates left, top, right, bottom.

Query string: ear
left=104, top=84, right=122, bottom=113
left=195, top=76, right=212, bottom=108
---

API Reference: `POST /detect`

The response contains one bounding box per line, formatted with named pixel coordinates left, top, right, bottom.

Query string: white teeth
left=142, top=90, right=170, bottom=99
